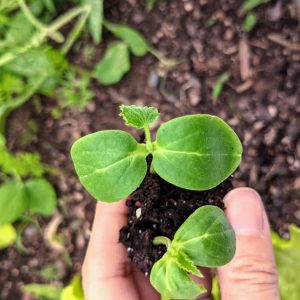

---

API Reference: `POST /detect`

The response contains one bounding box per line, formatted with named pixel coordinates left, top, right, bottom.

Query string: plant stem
left=144, top=125, right=152, bottom=145
left=153, top=236, right=172, bottom=249
left=18, top=0, right=64, bottom=43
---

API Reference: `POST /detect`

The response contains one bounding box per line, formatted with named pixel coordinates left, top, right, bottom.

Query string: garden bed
left=1, top=0, right=300, bottom=299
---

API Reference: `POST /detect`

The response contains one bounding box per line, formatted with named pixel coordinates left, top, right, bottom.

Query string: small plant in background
left=212, top=72, right=230, bottom=104
left=71, top=104, right=242, bottom=298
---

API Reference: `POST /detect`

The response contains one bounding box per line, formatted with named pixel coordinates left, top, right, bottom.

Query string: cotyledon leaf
left=71, top=130, right=149, bottom=202
left=152, top=114, right=242, bottom=190
left=150, top=253, right=206, bottom=300
left=173, top=206, right=236, bottom=267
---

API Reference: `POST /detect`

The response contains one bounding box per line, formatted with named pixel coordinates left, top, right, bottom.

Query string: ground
left=0, top=0, right=299, bottom=299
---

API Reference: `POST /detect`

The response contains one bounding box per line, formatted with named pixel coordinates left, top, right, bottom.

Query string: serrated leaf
left=25, top=179, right=57, bottom=216
left=175, top=251, right=203, bottom=277
left=87, top=0, right=103, bottom=44
left=119, top=104, right=160, bottom=129
left=174, top=206, right=236, bottom=267
left=151, top=206, right=235, bottom=299
left=0, top=181, right=27, bottom=226
left=60, top=274, right=84, bottom=300
left=104, top=21, right=149, bottom=56
left=71, top=130, right=148, bottom=202
left=272, top=225, right=300, bottom=300
left=0, top=224, right=16, bottom=249
left=152, top=114, right=242, bottom=191
left=94, top=42, right=130, bottom=85
left=150, top=254, right=206, bottom=300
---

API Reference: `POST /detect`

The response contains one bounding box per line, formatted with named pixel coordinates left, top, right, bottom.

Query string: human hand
left=82, top=188, right=280, bottom=300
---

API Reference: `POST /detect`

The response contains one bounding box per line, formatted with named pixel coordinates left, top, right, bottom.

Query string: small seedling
left=242, top=13, right=258, bottom=32
left=71, top=105, right=242, bottom=202
left=151, top=205, right=235, bottom=299
left=212, top=72, right=230, bottom=104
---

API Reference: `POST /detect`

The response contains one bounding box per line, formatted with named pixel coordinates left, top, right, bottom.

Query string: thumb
left=218, top=188, right=280, bottom=300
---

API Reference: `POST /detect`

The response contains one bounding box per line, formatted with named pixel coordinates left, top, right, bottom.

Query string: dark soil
left=120, top=164, right=232, bottom=274
left=1, top=0, right=300, bottom=299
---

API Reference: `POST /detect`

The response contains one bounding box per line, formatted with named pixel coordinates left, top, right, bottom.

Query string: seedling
left=71, top=105, right=242, bottom=298
left=71, top=105, right=242, bottom=202
left=151, top=205, right=235, bottom=299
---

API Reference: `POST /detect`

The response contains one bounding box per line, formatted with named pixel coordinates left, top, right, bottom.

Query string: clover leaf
left=71, top=105, right=242, bottom=202
left=150, top=205, right=235, bottom=299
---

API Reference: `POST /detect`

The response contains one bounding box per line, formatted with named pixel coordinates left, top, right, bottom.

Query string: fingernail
left=224, top=188, right=264, bottom=235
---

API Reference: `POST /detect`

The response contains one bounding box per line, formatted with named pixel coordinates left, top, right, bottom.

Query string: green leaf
left=71, top=130, right=148, bottom=202
left=104, top=21, right=149, bottom=56
left=175, top=251, right=203, bottom=277
left=94, top=42, right=130, bottom=85
left=272, top=225, right=300, bottom=300
left=0, top=181, right=27, bottom=226
left=119, top=104, right=160, bottom=129
left=87, top=0, right=103, bottom=44
left=60, top=274, right=84, bottom=300
left=241, top=0, right=270, bottom=11
left=150, top=254, right=206, bottom=300
left=0, top=224, right=17, bottom=249
left=174, top=206, right=236, bottom=267
left=212, top=73, right=230, bottom=103
left=242, top=13, right=258, bottom=32
left=23, top=283, right=62, bottom=300
left=150, top=206, right=235, bottom=299
left=25, top=179, right=57, bottom=216
left=152, top=114, right=242, bottom=190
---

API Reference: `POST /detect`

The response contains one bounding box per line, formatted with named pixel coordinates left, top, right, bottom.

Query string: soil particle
left=119, top=166, right=232, bottom=274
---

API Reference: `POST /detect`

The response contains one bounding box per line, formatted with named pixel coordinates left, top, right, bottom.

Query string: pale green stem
left=144, top=125, right=152, bottom=145
left=18, top=0, right=64, bottom=43
left=61, top=8, right=90, bottom=54
left=48, top=5, right=90, bottom=33
left=149, top=47, right=182, bottom=67
left=153, top=236, right=172, bottom=249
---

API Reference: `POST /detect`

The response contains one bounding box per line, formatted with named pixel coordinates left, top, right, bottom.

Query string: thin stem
left=61, top=8, right=90, bottom=54
left=149, top=47, right=182, bottom=67
left=153, top=236, right=172, bottom=249
left=144, top=125, right=152, bottom=144
left=48, top=5, right=90, bottom=33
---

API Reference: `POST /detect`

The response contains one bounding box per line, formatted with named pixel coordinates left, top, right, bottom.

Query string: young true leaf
left=119, top=104, right=160, bottom=129
left=150, top=206, right=235, bottom=299
left=25, top=179, right=56, bottom=216
left=272, top=225, right=300, bottom=300
left=0, top=224, right=17, bottom=249
left=71, top=130, right=148, bottom=202
left=173, top=205, right=236, bottom=267
left=61, top=274, right=84, bottom=300
left=241, top=0, right=270, bottom=11
left=0, top=181, right=27, bottom=226
left=104, top=21, right=149, bottom=56
left=175, top=251, right=203, bottom=277
left=87, top=0, right=103, bottom=44
left=150, top=254, right=206, bottom=300
left=242, top=13, right=258, bottom=32
left=152, top=114, right=242, bottom=191
left=94, top=42, right=130, bottom=85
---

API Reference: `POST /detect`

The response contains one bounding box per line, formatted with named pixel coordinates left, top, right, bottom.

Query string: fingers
left=218, top=188, right=280, bottom=300
left=82, top=201, right=140, bottom=300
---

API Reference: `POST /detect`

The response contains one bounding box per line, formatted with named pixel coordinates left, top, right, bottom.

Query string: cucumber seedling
left=71, top=105, right=242, bottom=202
left=71, top=104, right=243, bottom=299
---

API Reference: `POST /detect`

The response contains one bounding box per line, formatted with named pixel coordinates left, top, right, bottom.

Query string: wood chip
left=239, top=37, right=252, bottom=81
left=267, top=33, right=300, bottom=51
